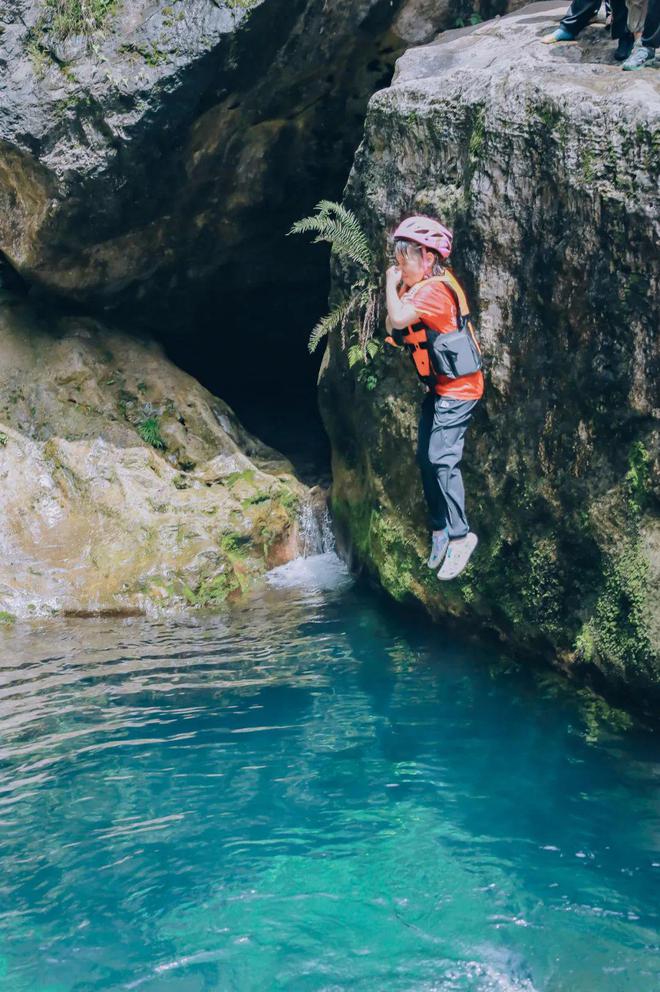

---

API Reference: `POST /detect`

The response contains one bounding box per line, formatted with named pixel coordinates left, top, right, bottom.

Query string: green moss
left=370, top=513, right=418, bottom=601
left=625, top=441, right=651, bottom=515
left=536, top=102, right=563, bottom=132
left=0, top=432, right=7, bottom=447
left=252, top=500, right=294, bottom=557
left=26, top=37, right=52, bottom=76
left=242, top=491, right=271, bottom=508
left=468, top=107, right=485, bottom=160
left=581, top=147, right=596, bottom=183
left=584, top=540, right=652, bottom=676
left=574, top=687, right=634, bottom=744
left=575, top=623, right=596, bottom=664
left=138, top=42, right=169, bottom=67
left=183, top=571, right=236, bottom=607
left=224, top=0, right=259, bottom=10
left=521, top=537, right=563, bottom=636
left=220, top=532, right=250, bottom=557
left=275, top=487, right=300, bottom=513
left=225, top=469, right=256, bottom=489
left=0, top=611, right=16, bottom=625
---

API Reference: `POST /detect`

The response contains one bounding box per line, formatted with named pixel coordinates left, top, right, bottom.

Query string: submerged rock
left=320, top=4, right=660, bottom=700
left=0, top=296, right=307, bottom=617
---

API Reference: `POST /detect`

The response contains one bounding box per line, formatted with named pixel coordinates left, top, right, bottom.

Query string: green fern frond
left=289, top=200, right=372, bottom=272
left=347, top=344, right=363, bottom=368
left=307, top=295, right=357, bottom=354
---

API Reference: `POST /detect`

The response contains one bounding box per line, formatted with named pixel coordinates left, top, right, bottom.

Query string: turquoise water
left=0, top=555, right=658, bottom=991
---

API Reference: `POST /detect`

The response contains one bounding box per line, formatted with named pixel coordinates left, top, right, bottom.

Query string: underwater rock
left=0, top=296, right=307, bottom=616
left=320, top=3, right=660, bottom=701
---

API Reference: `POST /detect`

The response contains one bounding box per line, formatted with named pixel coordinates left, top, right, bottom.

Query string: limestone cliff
left=320, top=4, right=660, bottom=701
left=0, top=295, right=307, bottom=618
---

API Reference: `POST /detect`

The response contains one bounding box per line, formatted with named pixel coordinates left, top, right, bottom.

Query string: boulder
left=320, top=4, right=660, bottom=701
left=0, top=294, right=307, bottom=617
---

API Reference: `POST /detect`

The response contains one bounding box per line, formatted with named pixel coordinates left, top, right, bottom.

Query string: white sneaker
left=427, top=529, right=449, bottom=569
left=437, top=533, right=478, bottom=581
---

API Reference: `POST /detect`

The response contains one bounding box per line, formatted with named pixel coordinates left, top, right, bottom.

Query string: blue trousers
left=416, top=394, right=478, bottom=538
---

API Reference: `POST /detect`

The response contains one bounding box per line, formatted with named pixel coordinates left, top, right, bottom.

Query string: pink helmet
left=392, top=215, right=453, bottom=259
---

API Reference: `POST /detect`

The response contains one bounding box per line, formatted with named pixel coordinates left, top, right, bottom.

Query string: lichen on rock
left=320, top=3, right=660, bottom=702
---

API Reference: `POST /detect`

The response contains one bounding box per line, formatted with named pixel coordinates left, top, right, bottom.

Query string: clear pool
left=0, top=555, right=658, bottom=991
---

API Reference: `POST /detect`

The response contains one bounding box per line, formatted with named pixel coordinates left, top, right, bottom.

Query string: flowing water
left=0, top=554, right=658, bottom=992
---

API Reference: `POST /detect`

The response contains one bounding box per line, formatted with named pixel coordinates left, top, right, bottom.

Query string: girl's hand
left=386, top=265, right=402, bottom=286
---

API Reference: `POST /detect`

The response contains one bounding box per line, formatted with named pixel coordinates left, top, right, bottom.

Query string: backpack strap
left=405, top=272, right=471, bottom=319
left=437, top=271, right=471, bottom=319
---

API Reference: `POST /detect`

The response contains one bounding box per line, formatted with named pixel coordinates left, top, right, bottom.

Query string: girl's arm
left=385, top=266, right=419, bottom=329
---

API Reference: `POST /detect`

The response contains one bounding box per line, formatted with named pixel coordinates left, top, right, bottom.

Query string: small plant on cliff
left=40, top=0, right=118, bottom=39
left=138, top=415, right=166, bottom=451
left=27, top=0, right=119, bottom=72
left=288, top=200, right=380, bottom=359
left=625, top=441, right=651, bottom=516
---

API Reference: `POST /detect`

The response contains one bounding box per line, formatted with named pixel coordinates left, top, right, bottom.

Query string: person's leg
left=417, top=394, right=446, bottom=532
left=642, top=0, right=660, bottom=45
left=623, top=0, right=657, bottom=64
left=426, top=397, right=478, bottom=540
left=628, top=0, right=650, bottom=34
left=611, top=0, right=635, bottom=56
left=417, top=394, right=451, bottom=568
left=542, top=0, right=602, bottom=42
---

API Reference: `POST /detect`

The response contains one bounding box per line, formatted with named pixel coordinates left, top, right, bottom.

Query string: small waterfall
left=298, top=490, right=335, bottom=558
left=266, top=490, right=348, bottom=591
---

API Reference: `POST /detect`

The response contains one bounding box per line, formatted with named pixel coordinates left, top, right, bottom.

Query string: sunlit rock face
left=0, top=296, right=307, bottom=617
left=0, top=0, right=513, bottom=329
left=320, top=4, right=660, bottom=702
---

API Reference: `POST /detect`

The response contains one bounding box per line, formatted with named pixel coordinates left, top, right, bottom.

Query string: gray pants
left=417, top=394, right=478, bottom=538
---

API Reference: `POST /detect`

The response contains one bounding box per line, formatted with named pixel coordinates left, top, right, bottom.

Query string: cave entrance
left=162, top=261, right=332, bottom=487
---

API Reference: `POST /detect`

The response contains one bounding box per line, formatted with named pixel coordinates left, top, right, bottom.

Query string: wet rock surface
left=0, top=294, right=308, bottom=617
left=320, top=3, right=660, bottom=702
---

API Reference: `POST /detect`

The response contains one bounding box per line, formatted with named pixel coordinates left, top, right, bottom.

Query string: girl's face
left=395, top=245, right=430, bottom=287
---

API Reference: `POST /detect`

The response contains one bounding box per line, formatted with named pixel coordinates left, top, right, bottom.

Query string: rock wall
left=0, top=0, right=513, bottom=330
left=0, top=293, right=308, bottom=618
left=320, top=5, right=660, bottom=702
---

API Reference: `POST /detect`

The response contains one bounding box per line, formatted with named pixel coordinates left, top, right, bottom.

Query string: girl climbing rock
left=384, top=216, right=484, bottom=581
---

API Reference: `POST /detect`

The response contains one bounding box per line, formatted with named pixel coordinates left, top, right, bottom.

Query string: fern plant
left=288, top=200, right=380, bottom=363
left=138, top=415, right=166, bottom=450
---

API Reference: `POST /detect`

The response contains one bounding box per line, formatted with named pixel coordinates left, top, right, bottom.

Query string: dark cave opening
left=161, top=258, right=333, bottom=487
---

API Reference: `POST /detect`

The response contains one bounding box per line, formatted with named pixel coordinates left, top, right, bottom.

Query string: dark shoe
left=614, top=35, right=634, bottom=61
left=622, top=44, right=656, bottom=69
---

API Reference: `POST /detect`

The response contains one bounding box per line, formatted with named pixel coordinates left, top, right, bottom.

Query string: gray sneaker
left=622, top=44, right=656, bottom=70
left=427, top=529, right=449, bottom=569
left=437, top=532, right=478, bottom=581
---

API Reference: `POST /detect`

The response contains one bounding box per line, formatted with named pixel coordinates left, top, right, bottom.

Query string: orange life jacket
left=387, top=272, right=481, bottom=388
